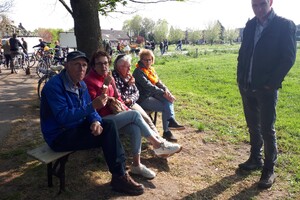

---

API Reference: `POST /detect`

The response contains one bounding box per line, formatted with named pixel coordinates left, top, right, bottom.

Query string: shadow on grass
left=182, top=169, right=262, bottom=200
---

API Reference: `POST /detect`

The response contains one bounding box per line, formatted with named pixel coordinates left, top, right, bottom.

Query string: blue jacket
left=237, top=14, right=296, bottom=90
left=40, top=69, right=102, bottom=146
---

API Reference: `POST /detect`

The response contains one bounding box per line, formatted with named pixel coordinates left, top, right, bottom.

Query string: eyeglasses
left=95, top=61, right=109, bottom=66
left=142, top=59, right=152, bottom=62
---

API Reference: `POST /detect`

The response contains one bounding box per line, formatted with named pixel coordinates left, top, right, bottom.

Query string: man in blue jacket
left=237, top=0, right=296, bottom=189
left=40, top=51, right=144, bottom=195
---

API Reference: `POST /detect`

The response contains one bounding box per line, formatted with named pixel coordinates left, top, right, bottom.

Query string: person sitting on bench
left=133, top=49, right=185, bottom=142
left=40, top=50, right=144, bottom=196
left=112, top=54, right=159, bottom=136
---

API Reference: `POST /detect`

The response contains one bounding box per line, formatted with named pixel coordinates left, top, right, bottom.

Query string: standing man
left=40, top=50, right=144, bottom=195
left=21, top=38, right=28, bottom=53
left=9, top=33, right=26, bottom=73
left=237, top=0, right=296, bottom=189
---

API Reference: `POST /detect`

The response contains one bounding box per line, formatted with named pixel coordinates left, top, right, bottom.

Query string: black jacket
left=237, top=15, right=297, bottom=90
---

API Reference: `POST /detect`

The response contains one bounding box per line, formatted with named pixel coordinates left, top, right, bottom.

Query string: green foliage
left=153, top=19, right=169, bottom=42
left=188, top=29, right=203, bottom=44
left=99, top=0, right=127, bottom=16
left=203, top=21, right=222, bottom=45
left=49, top=28, right=64, bottom=47
left=169, top=26, right=185, bottom=43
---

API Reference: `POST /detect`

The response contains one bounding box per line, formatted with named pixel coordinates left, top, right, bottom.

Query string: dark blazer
left=237, top=15, right=297, bottom=90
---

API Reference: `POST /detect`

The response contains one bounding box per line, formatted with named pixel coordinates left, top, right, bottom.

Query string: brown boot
left=111, top=173, right=144, bottom=195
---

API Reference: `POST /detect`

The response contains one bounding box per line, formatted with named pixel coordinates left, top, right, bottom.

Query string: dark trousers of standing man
left=239, top=86, right=278, bottom=172
left=50, top=119, right=126, bottom=176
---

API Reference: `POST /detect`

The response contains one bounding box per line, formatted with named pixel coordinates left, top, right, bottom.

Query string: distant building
left=101, top=29, right=130, bottom=47
left=59, top=29, right=130, bottom=49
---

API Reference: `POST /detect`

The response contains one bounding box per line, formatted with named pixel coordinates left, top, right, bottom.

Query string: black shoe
left=258, top=169, right=276, bottom=189
left=163, top=131, right=178, bottom=142
left=168, top=118, right=185, bottom=130
left=238, top=157, right=263, bottom=171
left=111, top=173, right=144, bottom=195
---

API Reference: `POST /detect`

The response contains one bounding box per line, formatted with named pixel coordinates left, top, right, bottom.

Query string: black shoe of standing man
left=258, top=168, right=276, bottom=189
left=238, top=157, right=263, bottom=171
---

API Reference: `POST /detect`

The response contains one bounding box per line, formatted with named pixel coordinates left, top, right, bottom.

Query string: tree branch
left=128, top=0, right=182, bottom=3
left=58, top=0, right=73, bottom=17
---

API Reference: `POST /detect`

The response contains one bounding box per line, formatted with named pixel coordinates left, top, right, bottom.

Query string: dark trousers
left=51, top=119, right=126, bottom=176
left=239, top=86, right=278, bottom=171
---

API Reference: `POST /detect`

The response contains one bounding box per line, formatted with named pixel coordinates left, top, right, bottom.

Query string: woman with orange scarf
left=133, top=49, right=185, bottom=142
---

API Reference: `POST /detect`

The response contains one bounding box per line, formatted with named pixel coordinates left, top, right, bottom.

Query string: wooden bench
left=146, top=111, right=158, bottom=125
left=27, top=143, right=74, bottom=194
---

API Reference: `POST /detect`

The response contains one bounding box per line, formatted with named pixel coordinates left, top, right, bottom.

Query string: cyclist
left=53, top=40, right=64, bottom=64
left=9, top=33, right=26, bottom=74
left=33, top=38, right=48, bottom=49
left=33, top=38, right=50, bottom=58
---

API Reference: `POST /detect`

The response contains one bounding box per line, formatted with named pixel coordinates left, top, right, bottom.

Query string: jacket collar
left=60, top=69, right=86, bottom=94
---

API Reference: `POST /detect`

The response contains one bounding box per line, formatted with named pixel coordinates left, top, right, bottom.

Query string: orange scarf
left=136, top=63, right=158, bottom=85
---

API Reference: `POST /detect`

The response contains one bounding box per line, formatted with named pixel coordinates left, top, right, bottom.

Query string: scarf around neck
left=136, top=61, right=158, bottom=85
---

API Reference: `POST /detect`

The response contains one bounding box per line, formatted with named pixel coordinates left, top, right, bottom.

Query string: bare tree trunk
left=70, top=0, right=102, bottom=59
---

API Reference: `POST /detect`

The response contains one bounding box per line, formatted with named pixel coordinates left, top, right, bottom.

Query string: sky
left=6, top=0, right=300, bottom=32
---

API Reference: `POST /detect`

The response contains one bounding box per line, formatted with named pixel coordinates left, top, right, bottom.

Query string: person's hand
left=127, top=74, right=135, bottom=85
left=163, top=91, right=175, bottom=103
left=124, top=98, right=132, bottom=106
left=90, top=121, right=103, bottom=136
left=104, top=74, right=113, bottom=86
left=92, top=94, right=108, bottom=109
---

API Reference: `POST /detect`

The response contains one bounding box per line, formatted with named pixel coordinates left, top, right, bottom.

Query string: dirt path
left=0, top=67, right=38, bottom=145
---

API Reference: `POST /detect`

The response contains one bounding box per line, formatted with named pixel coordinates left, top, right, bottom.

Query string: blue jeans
left=104, top=110, right=156, bottom=155
left=139, top=94, right=175, bottom=132
left=239, top=87, right=278, bottom=171
left=50, top=119, right=126, bottom=176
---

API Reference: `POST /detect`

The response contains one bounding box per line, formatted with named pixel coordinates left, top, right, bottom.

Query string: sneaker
left=168, top=118, right=185, bottom=130
left=163, top=131, right=178, bottom=142
left=238, top=157, right=263, bottom=171
left=130, top=164, right=156, bottom=179
left=258, top=169, right=276, bottom=189
left=154, top=140, right=182, bottom=158
left=111, top=173, right=144, bottom=195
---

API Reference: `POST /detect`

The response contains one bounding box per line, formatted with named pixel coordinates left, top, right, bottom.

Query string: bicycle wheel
left=37, top=75, right=49, bottom=99
left=25, top=54, right=36, bottom=68
left=13, top=57, right=20, bottom=74
left=36, top=60, right=48, bottom=78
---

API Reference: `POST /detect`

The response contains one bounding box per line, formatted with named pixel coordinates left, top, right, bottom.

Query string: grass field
left=151, top=44, right=300, bottom=193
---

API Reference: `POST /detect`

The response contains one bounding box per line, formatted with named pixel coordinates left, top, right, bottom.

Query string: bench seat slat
left=27, top=143, right=73, bottom=164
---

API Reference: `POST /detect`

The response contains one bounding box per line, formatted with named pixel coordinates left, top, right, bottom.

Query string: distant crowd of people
left=0, top=34, right=68, bottom=74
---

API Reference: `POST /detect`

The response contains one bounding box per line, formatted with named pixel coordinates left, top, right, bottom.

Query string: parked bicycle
left=36, top=49, right=54, bottom=78
left=10, top=53, right=24, bottom=74
left=24, top=53, right=36, bottom=68
left=37, top=65, right=64, bottom=99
